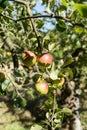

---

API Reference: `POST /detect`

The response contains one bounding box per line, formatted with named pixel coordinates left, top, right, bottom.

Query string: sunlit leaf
left=1, top=79, right=10, bottom=91
left=46, top=112, right=50, bottom=119
left=62, top=107, right=72, bottom=116
left=74, top=27, right=83, bottom=34
left=62, top=0, right=66, bottom=6
left=48, top=43, right=56, bottom=51
left=50, top=70, right=58, bottom=80
left=74, top=4, right=87, bottom=17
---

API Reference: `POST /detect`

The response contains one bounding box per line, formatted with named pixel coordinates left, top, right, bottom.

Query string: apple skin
left=38, top=53, right=53, bottom=65
left=36, top=82, right=49, bottom=94
left=22, top=51, right=37, bottom=67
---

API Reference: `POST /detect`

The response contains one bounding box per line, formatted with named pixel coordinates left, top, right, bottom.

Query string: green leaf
left=30, top=37, right=37, bottom=42
left=0, top=7, right=3, bottom=13
left=56, top=20, right=66, bottom=32
left=50, top=70, right=58, bottom=80
left=48, top=43, right=56, bottom=51
left=62, top=58, right=74, bottom=68
left=74, top=27, right=83, bottom=34
left=37, top=20, right=44, bottom=28
left=12, top=90, right=17, bottom=99
left=57, top=50, right=63, bottom=59
left=1, top=79, right=10, bottom=91
left=0, top=0, right=8, bottom=8
left=46, top=112, right=50, bottom=119
left=62, top=0, right=66, bottom=6
left=21, top=98, right=27, bottom=107
left=21, top=7, right=26, bottom=16
left=50, top=62, right=59, bottom=81
left=63, top=67, right=73, bottom=79
left=62, top=107, right=72, bottom=116
left=74, top=4, right=87, bottom=17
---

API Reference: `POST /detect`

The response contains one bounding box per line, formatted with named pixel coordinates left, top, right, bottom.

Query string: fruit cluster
left=22, top=50, right=65, bottom=95
left=22, top=50, right=53, bottom=95
left=22, top=50, right=53, bottom=67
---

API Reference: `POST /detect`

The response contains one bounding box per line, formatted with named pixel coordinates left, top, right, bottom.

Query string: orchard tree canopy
left=0, top=0, right=87, bottom=130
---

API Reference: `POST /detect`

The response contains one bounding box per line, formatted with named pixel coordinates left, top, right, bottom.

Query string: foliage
left=0, top=0, right=87, bottom=129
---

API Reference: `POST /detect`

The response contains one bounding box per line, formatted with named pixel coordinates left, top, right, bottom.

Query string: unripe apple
left=36, top=81, right=49, bottom=94
left=22, top=50, right=37, bottom=67
left=38, top=53, right=53, bottom=65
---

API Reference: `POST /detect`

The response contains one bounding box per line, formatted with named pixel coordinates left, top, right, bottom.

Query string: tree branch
left=0, top=13, right=16, bottom=22
left=1, top=13, right=87, bottom=29
left=14, top=0, right=27, bottom=5
left=26, top=4, right=42, bottom=54
left=0, top=28, right=19, bottom=68
left=13, top=0, right=42, bottom=54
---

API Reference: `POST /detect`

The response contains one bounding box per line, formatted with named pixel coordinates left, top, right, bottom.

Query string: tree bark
left=58, top=81, right=82, bottom=130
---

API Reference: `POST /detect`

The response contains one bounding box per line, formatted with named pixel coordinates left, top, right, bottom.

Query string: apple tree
left=0, top=0, right=87, bottom=130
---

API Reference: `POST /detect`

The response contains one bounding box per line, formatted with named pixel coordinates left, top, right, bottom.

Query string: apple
left=22, top=50, right=37, bottom=67
left=38, top=53, right=53, bottom=65
left=36, top=81, right=49, bottom=94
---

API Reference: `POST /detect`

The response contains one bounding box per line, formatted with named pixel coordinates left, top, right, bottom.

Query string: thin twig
left=3, top=65, right=23, bottom=98
left=13, top=0, right=42, bottom=54
left=16, top=15, right=87, bottom=29
left=26, top=4, right=42, bottom=54
left=0, top=27, right=19, bottom=68
left=14, top=0, right=27, bottom=5
left=0, top=13, right=16, bottom=22
left=51, top=90, right=57, bottom=130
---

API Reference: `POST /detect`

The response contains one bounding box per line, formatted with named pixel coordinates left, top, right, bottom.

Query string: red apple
left=22, top=50, right=37, bottom=67
left=38, top=53, right=53, bottom=65
left=36, top=81, right=49, bottom=94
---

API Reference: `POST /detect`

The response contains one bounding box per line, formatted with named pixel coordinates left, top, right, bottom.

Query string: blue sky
left=34, top=0, right=45, bottom=13
left=9, top=0, right=55, bottom=30
left=34, top=0, right=55, bottom=31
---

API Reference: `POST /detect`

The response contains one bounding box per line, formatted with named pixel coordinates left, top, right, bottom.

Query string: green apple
left=22, top=50, right=37, bottom=67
